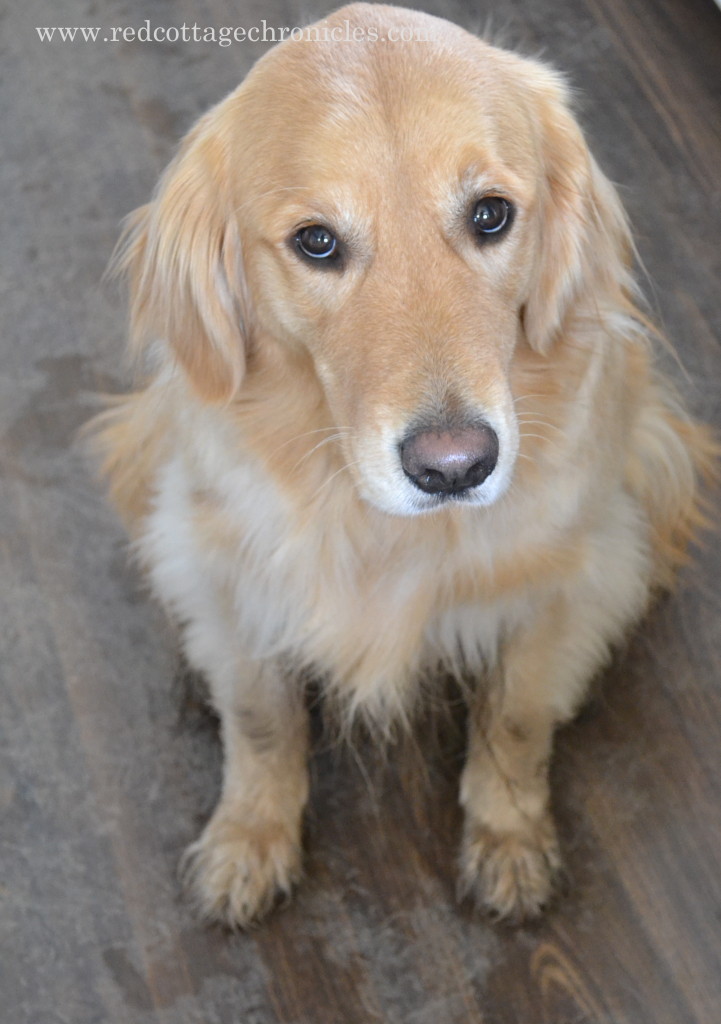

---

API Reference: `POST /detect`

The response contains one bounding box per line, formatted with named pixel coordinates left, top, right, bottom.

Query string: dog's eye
left=470, top=197, right=513, bottom=239
left=295, top=225, right=338, bottom=261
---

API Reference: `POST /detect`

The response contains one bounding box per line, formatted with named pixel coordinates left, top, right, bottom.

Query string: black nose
left=400, top=423, right=499, bottom=496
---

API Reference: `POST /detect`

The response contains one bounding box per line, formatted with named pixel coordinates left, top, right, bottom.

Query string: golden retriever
left=93, top=3, right=714, bottom=926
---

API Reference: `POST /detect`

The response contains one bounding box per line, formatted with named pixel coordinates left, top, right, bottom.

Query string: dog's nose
left=400, top=423, right=499, bottom=496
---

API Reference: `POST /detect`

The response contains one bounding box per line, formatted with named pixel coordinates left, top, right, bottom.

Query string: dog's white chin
left=357, top=461, right=515, bottom=518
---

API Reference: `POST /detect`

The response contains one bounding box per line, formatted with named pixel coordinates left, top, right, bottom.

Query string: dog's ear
left=114, top=110, right=248, bottom=403
left=522, top=69, right=634, bottom=354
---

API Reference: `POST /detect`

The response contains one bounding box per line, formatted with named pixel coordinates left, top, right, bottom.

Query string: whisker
left=268, top=426, right=352, bottom=461
left=512, top=393, right=549, bottom=405
left=516, top=417, right=565, bottom=435
left=519, top=431, right=554, bottom=442
left=315, top=460, right=361, bottom=498
left=305, top=431, right=349, bottom=457
left=293, top=431, right=349, bottom=471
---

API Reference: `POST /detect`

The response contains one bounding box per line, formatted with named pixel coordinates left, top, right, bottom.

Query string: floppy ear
left=522, top=69, right=634, bottom=353
left=115, top=111, right=248, bottom=403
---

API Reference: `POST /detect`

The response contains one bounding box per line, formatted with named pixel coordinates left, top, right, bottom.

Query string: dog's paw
left=180, top=812, right=302, bottom=928
left=458, top=816, right=565, bottom=924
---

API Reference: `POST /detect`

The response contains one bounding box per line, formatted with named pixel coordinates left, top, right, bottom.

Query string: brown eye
left=471, top=197, right=513, bottom=239
left=296, top=225, right=338, bottom=261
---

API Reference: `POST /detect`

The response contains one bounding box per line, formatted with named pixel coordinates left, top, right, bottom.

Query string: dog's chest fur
left=138, top=399, right=600, bottom=721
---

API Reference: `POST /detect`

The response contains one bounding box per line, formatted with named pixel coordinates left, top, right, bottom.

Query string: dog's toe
left=180, top=812, right=303, bottom=929
left=458, top=816, right=564, bottom=925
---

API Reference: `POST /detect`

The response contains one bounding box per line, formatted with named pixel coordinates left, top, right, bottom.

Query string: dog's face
left=125, top=4, right=630, bottom=517
left=240, top=26, right=538, bottom=516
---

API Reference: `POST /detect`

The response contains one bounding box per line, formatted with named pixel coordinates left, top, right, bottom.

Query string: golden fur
left=91, top=4, right=715, bottom=926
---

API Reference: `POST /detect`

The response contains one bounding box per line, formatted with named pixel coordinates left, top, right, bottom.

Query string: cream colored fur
left=91, top=4, right=715, bottom=926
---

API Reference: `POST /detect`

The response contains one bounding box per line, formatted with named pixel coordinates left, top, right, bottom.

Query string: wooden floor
left=2, top=0, right=721, bottom=1021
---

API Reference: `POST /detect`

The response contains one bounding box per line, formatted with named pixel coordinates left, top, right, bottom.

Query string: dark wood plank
left=2, top=1, right=721, bottom=1022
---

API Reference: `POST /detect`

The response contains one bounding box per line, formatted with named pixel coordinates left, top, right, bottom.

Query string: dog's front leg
left=182, top=657, right=309, bottom=928
left=459, top=595, right=604, bottom=922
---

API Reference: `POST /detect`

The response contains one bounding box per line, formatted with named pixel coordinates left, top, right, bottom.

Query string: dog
left=92, top=3, right=714, bottom=926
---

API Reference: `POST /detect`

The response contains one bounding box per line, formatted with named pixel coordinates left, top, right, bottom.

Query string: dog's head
left=120, top=3, right=633, bottom=516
